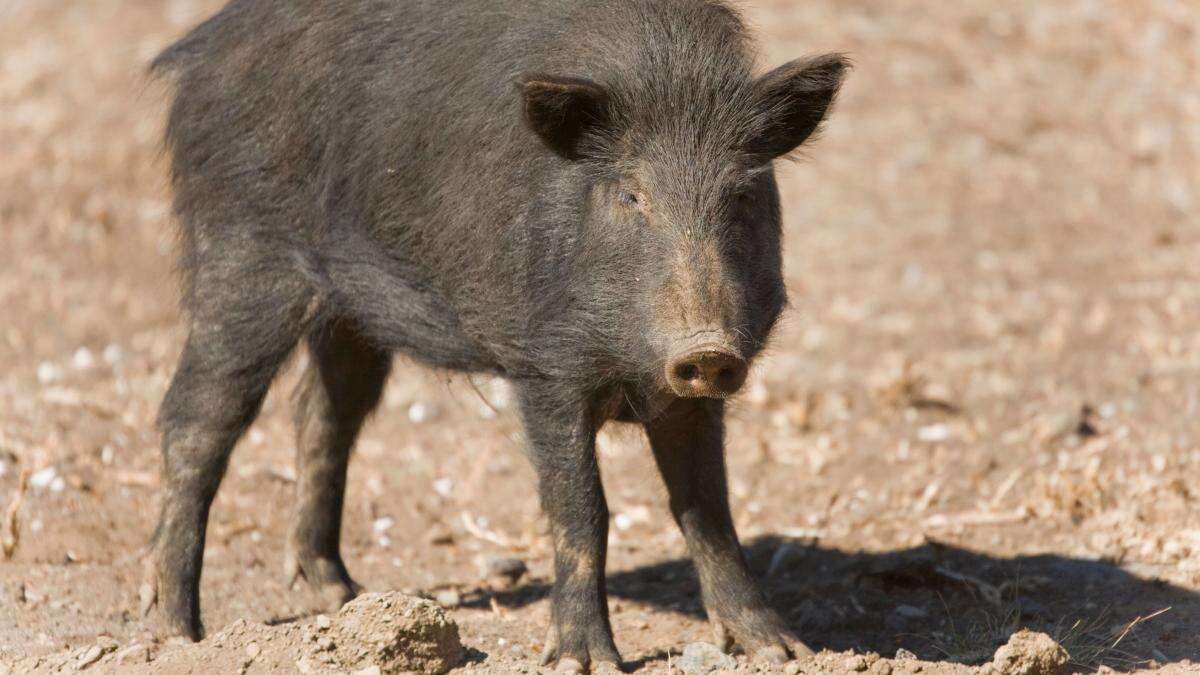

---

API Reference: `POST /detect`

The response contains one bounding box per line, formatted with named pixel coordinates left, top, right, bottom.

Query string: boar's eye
left=618, top=190, right=640, bottom=208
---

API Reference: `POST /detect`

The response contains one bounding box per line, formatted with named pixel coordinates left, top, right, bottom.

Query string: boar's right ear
left=746, top=53, right=851, bottom=159
left=519, top=74, right=610, bottom=160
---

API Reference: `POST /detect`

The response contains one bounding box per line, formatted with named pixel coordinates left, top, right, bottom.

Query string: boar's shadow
left=463, top=536, right=1199, bottom=669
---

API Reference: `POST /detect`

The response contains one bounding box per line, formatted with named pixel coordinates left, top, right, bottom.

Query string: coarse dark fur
left=143, top=0, right=848, bottom=669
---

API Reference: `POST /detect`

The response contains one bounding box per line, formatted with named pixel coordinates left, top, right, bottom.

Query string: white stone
left=432, top=477, right=454, bottom=498
left=917, top=423, right=950, bottom=442
left=102, top=343, right=123, bottom=365
left=37, top=362, right=60, bottom=384
left=72, top=347, right=96, bottom=370
left=408, top=402, right=432, bottom=423
left=29, top=467, right=58, bottom=489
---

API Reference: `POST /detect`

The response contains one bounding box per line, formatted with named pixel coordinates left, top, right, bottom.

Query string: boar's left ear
left=746, top=53, right=850, bottom=159
left=519, top=74, right=610, bottom=161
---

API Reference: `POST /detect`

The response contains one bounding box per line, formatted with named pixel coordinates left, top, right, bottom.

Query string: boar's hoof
left=283, top=548, right=362, bottom=611
left=711, top=617, right=811, bottom=663
left=755, top=644, right=792, bottom=665
left=539, top=624, right=623, bottom=673
left=138, top=549, right=203, bottom=641
left=711, top=620, right=733, bottom=653
left=555, top=657, right=584, bottom=674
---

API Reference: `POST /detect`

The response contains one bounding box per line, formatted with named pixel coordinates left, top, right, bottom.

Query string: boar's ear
left=746, top=53, right=850, bottom=159
left=519, top=74, right=610, bottom=160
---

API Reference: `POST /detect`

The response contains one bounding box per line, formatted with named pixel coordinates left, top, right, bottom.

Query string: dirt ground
left=1, top=0, right=1198, bottom=672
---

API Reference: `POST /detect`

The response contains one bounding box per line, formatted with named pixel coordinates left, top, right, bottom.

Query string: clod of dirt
left=675, top=641, right=735, bottom=674
left=333, top=592, right=464, bottom=674
left=131, top=593, right=462, bottom=674
left=989, top=630, right=1068, bottom=675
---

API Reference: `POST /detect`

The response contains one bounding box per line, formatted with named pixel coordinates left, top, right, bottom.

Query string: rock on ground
left=333, top=592, right=464, bottom=674
left=989, top=630, right=1068, bottom=675
left=675, top=641, right=736, bottom=674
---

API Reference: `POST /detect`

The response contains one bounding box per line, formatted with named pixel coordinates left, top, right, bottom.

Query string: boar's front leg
left=518, top=385, right=621, bottom=673
left=645, top=398, right=811, bottom=664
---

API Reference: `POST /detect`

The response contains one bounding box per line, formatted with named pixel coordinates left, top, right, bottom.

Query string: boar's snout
left=665, top=341, right=747, bottom=399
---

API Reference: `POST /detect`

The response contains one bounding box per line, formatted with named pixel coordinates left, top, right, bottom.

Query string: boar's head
left=519, top=52, right=849, bottom=400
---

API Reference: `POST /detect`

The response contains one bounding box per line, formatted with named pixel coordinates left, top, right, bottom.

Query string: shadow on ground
left=462, top=536, right=1198, bottom=671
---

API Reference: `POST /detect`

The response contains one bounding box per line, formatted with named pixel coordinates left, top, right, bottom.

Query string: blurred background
left=0, top=0, right=1197, bottom=671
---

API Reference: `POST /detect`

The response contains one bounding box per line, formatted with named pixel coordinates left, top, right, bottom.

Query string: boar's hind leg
left=518, top=385, right=622, bottom=673
left=285, top=320, right=390, bottom=609
left=144, top=256, right=313, bottom=640
left=645, top=399, right=812, bottom=664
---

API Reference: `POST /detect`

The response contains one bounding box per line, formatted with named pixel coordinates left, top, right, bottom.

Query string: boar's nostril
left=717, top=366, right=738, bottom=386
left=675, top=363, right=700, bottom=382
left=665, top=348, right=748, bottom=399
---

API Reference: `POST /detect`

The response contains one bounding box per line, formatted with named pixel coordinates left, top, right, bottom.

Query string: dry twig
left=2, top=468, right=30, bottom=559
left=460, top=511, right=519, bottom=549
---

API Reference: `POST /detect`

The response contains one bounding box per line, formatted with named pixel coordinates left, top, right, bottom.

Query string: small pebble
left=432, top=477, right=454, bottom=497
left=435, top=589, right=461, bottom=608
left=675, top=641, right=735, bottom=674
left=481, top=555, right=527, bottom=586
left=408, top=402, right=433, bottom=423
left=102, top=343, right=123, bottom=365
left=37, top=362, right=60, bottom=384
left=29, top=467, right=58, bottom=490
left=917, top=424, right=950, bottom=442
left=72, top=347, right=96, bottom=370
left=315, top=614, right=332, bottom=630
left=894, top=604, right=928, bottom=619
left=115, top=644, right=150, bottom=664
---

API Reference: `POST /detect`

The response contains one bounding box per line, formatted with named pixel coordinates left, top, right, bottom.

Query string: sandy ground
left=1, top=0, right=1198, bottom=672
